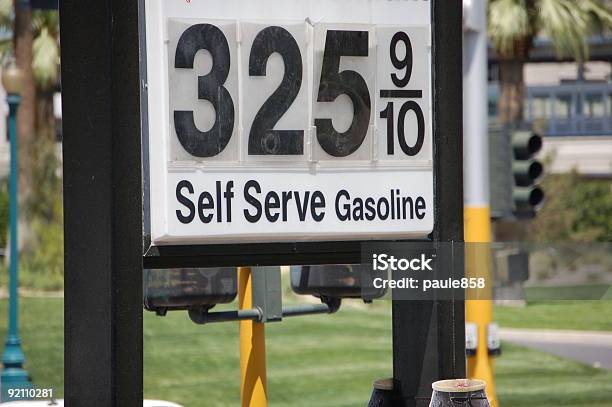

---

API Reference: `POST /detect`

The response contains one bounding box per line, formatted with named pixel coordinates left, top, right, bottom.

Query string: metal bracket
left=188, top=298, right=341, bottom=325
left=252, top=267, right=283, bottom=323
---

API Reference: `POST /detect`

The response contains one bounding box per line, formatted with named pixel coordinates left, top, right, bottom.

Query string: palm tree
left=0, top=0, right=59, bottom=241
left=0, top=2, right=59, bottom=176
left=489, top=0, right=612, bottom=124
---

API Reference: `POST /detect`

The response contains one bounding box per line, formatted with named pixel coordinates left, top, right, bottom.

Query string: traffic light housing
left=511, top=130, right=544, bottom=217
left=489, top=125, right=544, bottom=219
left=143, top=268, right=237, bottom=316
left=290, top=264, right=387, bottom=302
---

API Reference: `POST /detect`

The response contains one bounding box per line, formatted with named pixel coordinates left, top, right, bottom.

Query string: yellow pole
left=239, top=267, right=268, bottom=407
left=465, top=207, right=498, bottom=407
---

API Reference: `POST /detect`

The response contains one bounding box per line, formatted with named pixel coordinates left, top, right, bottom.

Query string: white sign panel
left=145, top=0, right=433, bottom=245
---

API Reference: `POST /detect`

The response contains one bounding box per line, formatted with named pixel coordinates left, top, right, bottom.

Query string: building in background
left=489, top=36, right=612, bottom=178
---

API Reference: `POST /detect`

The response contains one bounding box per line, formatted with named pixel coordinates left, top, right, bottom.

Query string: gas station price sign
left=143, top=0, right=433, bottom=246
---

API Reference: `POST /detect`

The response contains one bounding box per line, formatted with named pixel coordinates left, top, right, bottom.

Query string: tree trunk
left=14, top=2, right=35, bottom=204
left=36, top=88, right=56, bottom=141
left=497, top=58, right=526, bottom=125
left=13, top=2, right=36, bottom=249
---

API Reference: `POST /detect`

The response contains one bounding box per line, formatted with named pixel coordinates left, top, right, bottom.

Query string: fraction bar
left=379, top=89, right=423, bottom=99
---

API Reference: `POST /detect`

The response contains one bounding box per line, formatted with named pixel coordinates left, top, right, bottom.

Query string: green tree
left=527, top=172, right=612, bottom=242
left=488, top=0, right=612, bottom=124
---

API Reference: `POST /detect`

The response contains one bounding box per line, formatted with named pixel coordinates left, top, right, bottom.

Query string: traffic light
left=143, top=268, right=237, bottom=316
left=511, top=130, right=544, bottom=217
left=489, top=124, right=514, bottom=219
left=290, top=264, right=387, bottom=302
left=489, top=125, right=544, bottom=220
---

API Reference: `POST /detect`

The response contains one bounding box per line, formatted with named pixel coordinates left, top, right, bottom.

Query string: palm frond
left=33, top=27, right=59, bottom=88
left=489, top=0, right=533, bottom=58
left=537, top=0, right=591, bottom=61
left=537, top=0, right=612, bottom=61
left=579, top=0, right=612, bottom=33
left=0, top=0, right=13, bottom=30
left=32, top=10, right=59, bottom=37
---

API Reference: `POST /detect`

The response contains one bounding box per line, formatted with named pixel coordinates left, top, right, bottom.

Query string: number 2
left=248, top=26, right=304, bottom=155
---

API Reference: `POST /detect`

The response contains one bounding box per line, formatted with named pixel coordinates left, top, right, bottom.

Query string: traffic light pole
left=239, top=267, right=268, bottom=407
left=391, top=2, right=466, bottom=406
left=463, top=0, right=499, bottom=405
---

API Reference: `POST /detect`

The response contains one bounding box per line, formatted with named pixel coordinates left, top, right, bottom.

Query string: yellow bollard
left=239, top=267, right=268, bottom=407
left=465, top=207, right=499, bottom=407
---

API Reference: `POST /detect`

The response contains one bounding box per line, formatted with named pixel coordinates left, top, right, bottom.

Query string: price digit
left=248, top=26, right=304, bottom=155
left=380, top=31, right=424, bottom=157
left=174, top=24, right=235, bottom=158
left=390, top=31, right=413, bottom=88
left=315, top=30, right=371, bottom=158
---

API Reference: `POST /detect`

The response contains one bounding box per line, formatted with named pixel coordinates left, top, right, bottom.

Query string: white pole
left=463, top=1, right=499, bottom=406
left=463, top=0, right=489, bottom=208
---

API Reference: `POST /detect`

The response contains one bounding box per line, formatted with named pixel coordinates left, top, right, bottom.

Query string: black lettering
left=248, top=26, right=304, bottom=155
left=174, top=24, right=234, bottom=157
left=216, top=181, right=222, bottom=222
left=402, top=196, right=415, bottom=219
left=198, top=191, right=214, bottom=223
left=352, top=197, right=364, bottom=221
left=294, top=190, right=311, bottom=221
left=176, top=180, right=195, bottom=224
left=224, top=181, right=234, bottom=222
left=335, top=190, right=350, bottom=221
left=315, top=30, right=371, bottom=157
left=415, top=196, right=426, bottom=220
left=377, top=198, right=390, bottom=220
left=311, top=191, right=326, bottom=222
left=243, top=180, right=262, bottom=223
left=364, top=197, right=376, bottom=221
left=265, top=191, right=281, bottom=222
left=281, top=191, right=293, bottom=221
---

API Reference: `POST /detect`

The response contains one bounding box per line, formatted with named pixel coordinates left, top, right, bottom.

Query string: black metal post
left=392, top=1, right=465, bottom=406
left=60, top=0, right=143, bottom=405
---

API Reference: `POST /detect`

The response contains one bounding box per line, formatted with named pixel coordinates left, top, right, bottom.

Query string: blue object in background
left=1, top=92, right=33, bottom=402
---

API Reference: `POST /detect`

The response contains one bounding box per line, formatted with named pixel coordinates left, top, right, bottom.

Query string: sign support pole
left=391, top=1, right=465, bottom=406
left=239, top=267, right=268, bottom=407
left=60, top=0, right=143, bottom=405
left=463, top=0, right=498, bottom=405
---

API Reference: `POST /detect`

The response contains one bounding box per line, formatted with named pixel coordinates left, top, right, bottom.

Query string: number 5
left=315, top=30, right=371, bottom=158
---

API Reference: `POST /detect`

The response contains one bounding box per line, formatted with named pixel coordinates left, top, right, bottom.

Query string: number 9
left=390, top=31, right=413, bottom=88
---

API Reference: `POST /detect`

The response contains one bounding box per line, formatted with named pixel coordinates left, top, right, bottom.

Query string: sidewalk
left=500, top=328, right=612, bottom=369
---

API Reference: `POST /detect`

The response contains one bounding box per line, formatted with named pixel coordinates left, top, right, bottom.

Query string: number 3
left=173, top=24, right=235, bottom=158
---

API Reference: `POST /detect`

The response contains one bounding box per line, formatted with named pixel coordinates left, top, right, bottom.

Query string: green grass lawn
left=1, top=297, right=612, bottom=406
left=494, top=300, right=612, bottom=331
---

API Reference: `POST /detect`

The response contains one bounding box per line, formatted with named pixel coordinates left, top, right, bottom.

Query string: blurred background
left=0, top=0, right=610, bottom=406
